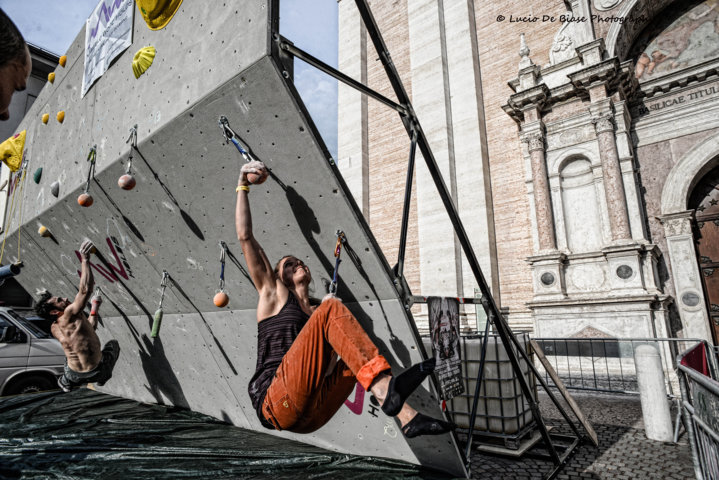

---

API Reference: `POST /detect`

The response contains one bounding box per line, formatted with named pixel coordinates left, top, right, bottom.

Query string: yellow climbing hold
left=42, top=113, right=49, bottom=124
left=0, top=130, right=26, bottom=172
left=59, top=55, right=67, bottom=67
left=136, top=0, right=183, bottom=30
left=132, top=46, right=156, bottom=79
left=48, top=72, right=55, bottom=83
left=38, top=225, right=51, bottom=237
left=57, top=111, right=65, bottom=123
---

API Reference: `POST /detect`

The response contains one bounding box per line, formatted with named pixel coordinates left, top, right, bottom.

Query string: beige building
left=337, top=0, right=719, bottom=347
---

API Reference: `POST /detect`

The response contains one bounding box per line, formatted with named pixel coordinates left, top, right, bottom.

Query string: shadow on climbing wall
left=108, top=295, right=188, bottom=408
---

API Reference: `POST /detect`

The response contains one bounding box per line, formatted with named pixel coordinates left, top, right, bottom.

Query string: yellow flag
left=0, top=130, right=26, bottom=172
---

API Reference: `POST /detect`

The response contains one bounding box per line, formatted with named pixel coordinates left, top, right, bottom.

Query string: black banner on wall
left=428, top=296, right=464, bottom=400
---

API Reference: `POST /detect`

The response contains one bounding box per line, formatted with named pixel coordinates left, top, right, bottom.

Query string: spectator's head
left=0, top=9, right=31, bottom=121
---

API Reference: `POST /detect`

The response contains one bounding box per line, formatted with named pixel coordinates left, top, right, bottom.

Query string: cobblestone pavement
left=466, top=391, right=695, bottom=479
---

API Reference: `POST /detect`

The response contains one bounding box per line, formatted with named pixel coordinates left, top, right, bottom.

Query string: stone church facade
left=337, top=0, right=719, bottom=346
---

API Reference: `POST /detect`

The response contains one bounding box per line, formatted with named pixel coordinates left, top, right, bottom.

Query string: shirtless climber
left=237, top=160, right=454, bottom=437
left=35, top=240, right=120, bottom=392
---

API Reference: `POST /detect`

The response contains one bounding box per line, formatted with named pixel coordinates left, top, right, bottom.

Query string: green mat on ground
left=0, top=389, right=450, bottom=480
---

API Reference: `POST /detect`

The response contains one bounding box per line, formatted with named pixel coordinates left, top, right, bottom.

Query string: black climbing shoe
left=381, top=357, right=436, bottom=417
left=57, top=375, right=73, bottom=393
left=402, top=412, right=455, bottom=438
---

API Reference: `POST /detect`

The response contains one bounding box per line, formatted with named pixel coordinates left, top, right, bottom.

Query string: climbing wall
left=1, top=1, right=466, bottom=477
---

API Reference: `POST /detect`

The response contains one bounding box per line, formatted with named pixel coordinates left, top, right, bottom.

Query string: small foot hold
left=381, top=357, right=436, bottom=417
left=402, top=412, right=455, bottom=438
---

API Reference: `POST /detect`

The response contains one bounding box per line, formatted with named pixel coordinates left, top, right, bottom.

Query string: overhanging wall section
left=10, top=1, right=271, bottom=221
left=2, top=2, right=468, bottom=476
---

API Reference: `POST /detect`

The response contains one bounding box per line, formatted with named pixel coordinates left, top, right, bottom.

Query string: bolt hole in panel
left=4, top=1, right=465, bottom=476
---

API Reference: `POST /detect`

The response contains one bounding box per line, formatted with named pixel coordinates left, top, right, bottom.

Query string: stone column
left=337, top=0, right=369, bottom=217
left=592, top=113, right=631, bottom=242
left=442, top=0, right=498, bottom=299
left=408, top=0, right=462, bottom=299
left=523, top=131, right=556, bottom=251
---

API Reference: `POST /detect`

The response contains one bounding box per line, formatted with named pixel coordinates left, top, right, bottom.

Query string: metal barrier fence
left=677, top=341, right=719, bottom=480
left=532, top=337, right=705, bottom=397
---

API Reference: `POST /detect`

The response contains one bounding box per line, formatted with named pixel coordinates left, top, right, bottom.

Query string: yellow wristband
left=236, top=185, right=250, bottom=193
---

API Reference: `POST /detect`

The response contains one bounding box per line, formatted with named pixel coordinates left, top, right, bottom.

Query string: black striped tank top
left=248, top=290, right=309, bottom=425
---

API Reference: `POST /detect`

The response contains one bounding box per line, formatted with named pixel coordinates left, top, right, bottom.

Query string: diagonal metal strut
left=278, top=39, right=409, bottom=117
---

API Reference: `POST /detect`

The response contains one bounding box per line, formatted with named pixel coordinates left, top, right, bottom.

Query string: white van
left=0, top=307, right=64, bottom=396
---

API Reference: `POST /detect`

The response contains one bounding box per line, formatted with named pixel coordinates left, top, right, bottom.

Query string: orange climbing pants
left=261, top=298, right=391, bottom=433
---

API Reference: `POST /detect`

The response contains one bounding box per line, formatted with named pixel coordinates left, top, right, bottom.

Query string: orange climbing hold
left=59, top=55, right=67, bottom=67
left=213, top=291, right=229, bottom=308
left=77, top=193, right=93, bottom=207
left=118, top=174, right=136, bottom=190
left=248, top=169, right=268, bottom=185
left=56, top=111, right=65, bottom=123
left=38, top=225, right=51, bottom=237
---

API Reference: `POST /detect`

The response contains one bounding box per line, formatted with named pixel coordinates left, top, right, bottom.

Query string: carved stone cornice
left=568, top=57, right=637, bottom=101
left=568, top=58, right=621, bottom=90
left=632, top=58, right=719, bottom=101
left=504, top=84, right=551, bottom=123
left=504, top=52, right=636, bottom=125
left=617, top=60, right=639, bottom=98
left=507, top=84, right=550, bottom=112
left=527, top=251, right=567, bottom=265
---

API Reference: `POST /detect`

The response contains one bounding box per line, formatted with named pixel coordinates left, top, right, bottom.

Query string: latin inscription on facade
left=634, top=83, right=719, bottom=117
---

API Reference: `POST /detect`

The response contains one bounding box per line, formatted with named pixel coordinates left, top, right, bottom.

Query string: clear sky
left=0, top=0, right=339, bottom=158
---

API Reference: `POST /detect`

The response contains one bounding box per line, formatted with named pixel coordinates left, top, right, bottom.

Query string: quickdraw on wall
left=213, top=241, right=230, bottom=308
left=118, top=125, right=137, bottom=190
left=329, top=230, right=346, bottom=295
left=78, top=145, right=96, bottom=207
left=151, top=270, right=169, bottom=338
left=218, top=115, right=268, bottom=184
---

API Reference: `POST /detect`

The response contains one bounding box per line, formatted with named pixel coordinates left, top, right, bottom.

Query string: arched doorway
left=690, top=163, right=719, bottom=346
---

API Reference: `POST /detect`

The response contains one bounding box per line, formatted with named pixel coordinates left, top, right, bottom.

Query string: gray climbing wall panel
left=2, top=1, right=466, bottom=476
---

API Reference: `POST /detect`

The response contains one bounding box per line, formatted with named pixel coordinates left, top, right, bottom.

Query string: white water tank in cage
left=423, top=333, right=536, bottom=438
